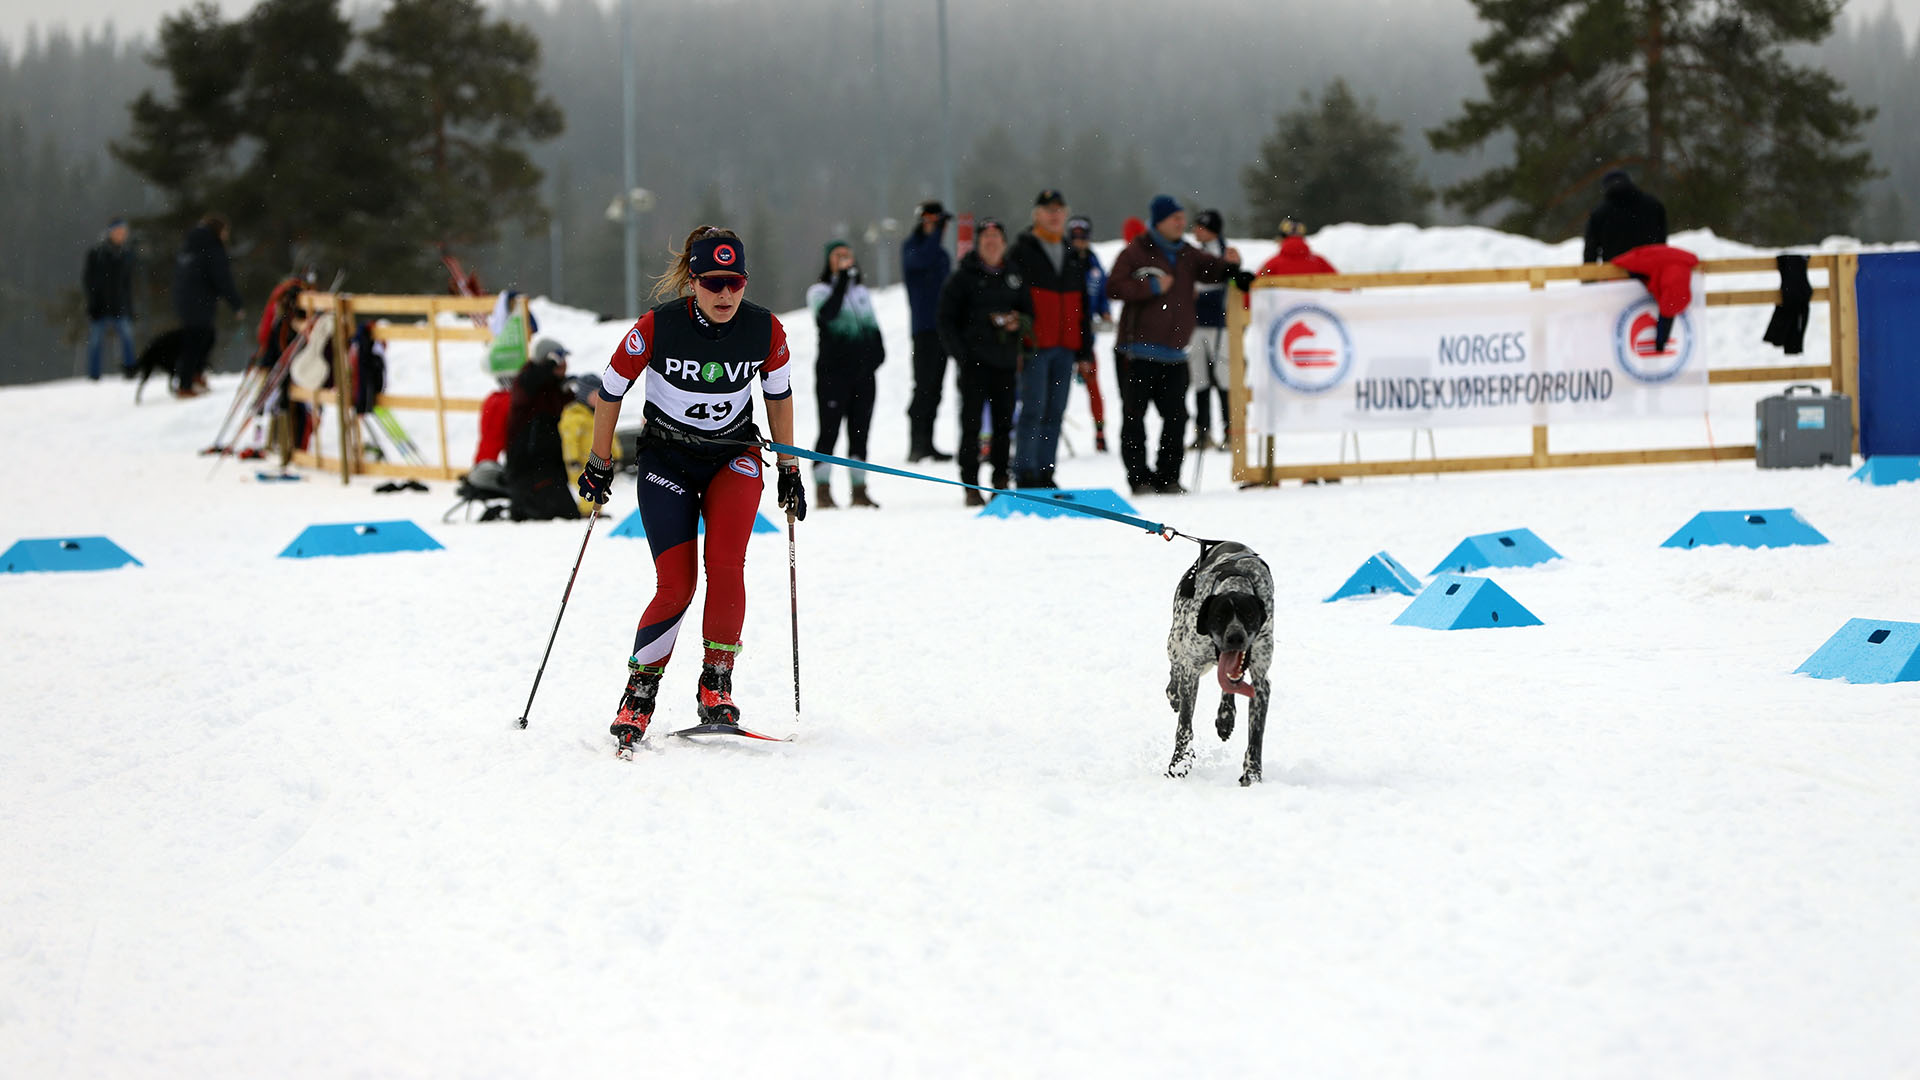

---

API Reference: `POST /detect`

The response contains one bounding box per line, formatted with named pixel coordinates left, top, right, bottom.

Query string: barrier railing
left=287, top=292, right=525, bottom=484
left=1227, top=255, right=1860, bottom=483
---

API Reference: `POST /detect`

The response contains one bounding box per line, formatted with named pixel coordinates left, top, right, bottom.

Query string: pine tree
left=113, top=0, right=413, bottom=293
left=1428, top=0, right=1879, bottom=244
left=1241, top=79, right=1432, bottom=237
left=356, top=0, right=564, bottom=255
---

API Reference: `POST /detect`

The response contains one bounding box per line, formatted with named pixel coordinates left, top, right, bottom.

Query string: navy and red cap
left=689, top=232, right=746, bottom=276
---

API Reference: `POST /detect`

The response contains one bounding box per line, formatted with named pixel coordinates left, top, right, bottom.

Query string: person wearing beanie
left=806, top=238, right=886, bottom=508
left=1187, top=208, right=1230, bottom=452
left=903, top=200, right=955, bottom=463
left=1105, top=194, right=1242, bottom=495
left=82, top=216, right=138, bottom=381
left=1068, top=215, right=1111, bottom=452
left=1007, top=188, right=1094, bottom=487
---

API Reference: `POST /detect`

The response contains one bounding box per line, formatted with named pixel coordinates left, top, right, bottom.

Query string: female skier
left=576, top=226, right=807, bottom=747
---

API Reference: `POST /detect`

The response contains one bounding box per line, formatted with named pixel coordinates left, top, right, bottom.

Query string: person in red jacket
left=1257, top=219, right=1337, bottom=280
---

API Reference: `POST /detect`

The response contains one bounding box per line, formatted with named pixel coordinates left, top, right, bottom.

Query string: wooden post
left=1836, top=253, right=1862, bottom=455
left=428, top=297, right=451, bottom=479
left=1227, top=280, right=1250, bottom=483
left=1529, top=268, right=1549, bottom=467
left=334, top=296, right=356, bottom=485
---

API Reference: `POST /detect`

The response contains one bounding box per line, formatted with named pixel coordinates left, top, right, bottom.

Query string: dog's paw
left=1238, top=768, right=1261, bottom=787
left=1166, top=752, right=1194, bottom=779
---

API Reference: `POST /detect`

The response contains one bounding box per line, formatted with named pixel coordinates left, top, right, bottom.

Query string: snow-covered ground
left=4, top=225, right=1919, bottom=1077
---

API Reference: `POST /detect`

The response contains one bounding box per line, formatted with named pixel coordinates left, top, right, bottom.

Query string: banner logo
left=1612, top=299, right=1693, bottom=383
left=1266, top=303, right=1353, bottom=393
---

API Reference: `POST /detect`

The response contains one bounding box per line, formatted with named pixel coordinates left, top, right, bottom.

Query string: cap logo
left=714, top=244, right=737, bottom=266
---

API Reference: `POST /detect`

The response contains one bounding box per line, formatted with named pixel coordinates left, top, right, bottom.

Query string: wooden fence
left=287, top=292, right=527, bottom=484
left=1228, top=255, right=1861, bottom=483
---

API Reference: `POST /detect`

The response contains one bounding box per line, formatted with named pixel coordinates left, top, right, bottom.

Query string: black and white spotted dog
left=1166, top=541, right=1275, bottom=786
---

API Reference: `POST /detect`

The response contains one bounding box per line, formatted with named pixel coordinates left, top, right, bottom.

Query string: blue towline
left=762, top=440, right=1181, bottom=539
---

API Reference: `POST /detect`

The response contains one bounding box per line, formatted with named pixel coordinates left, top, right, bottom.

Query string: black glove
left=1232, top=269, right=1257, bottom=292
left=578, top=452, right=614, bottom=505
left=776, top=462, right=807, bottom=521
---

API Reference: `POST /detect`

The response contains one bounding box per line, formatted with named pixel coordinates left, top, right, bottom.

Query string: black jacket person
left=1583, top=171, right=1668, bottom=264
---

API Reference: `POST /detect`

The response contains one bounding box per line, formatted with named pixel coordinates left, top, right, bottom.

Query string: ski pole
left=516, top=508, right=601, bottom=729
left=787, top=510, right=801, bottom=722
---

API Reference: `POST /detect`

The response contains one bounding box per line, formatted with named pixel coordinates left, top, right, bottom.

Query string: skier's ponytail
left=651, top=225, right=742, bottom=301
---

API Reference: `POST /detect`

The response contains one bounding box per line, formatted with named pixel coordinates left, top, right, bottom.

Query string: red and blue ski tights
left=629, top=442, right=765, bottom=669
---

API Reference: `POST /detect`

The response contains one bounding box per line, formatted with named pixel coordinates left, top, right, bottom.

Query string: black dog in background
left=131, top=327, right=190, bottom=403
left=1165, top=541, right=1276, bottom=786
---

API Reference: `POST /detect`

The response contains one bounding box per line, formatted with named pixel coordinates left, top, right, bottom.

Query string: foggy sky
left=5, top=0, right=1917, bottom=56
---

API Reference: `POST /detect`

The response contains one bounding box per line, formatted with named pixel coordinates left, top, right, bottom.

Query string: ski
left=666, top=722, right=795, bottom=742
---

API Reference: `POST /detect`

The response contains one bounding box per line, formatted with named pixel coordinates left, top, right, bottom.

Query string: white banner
left=1244, top=276, right=1710, bottom=434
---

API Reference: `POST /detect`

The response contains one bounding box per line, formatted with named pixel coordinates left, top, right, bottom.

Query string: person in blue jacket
left=901, top=200, right=955, bottom=463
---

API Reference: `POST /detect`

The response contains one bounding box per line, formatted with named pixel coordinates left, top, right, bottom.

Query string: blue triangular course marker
left=1392, top=573, right=1542, bottom=630
left=277, top=520, right=445, bottom=559
left=975, top=487, right=1140, bottom=520
left=609, top=512, right=781, bottom=539
left=1850, top=456, right=1920, bottom=486
left=1659, top=509, right=1828, bottom=549
left=1429, top=527, right=1562, bottom=574
left=1795, top=618, right=1920, bottom=683
left=1326, top=551, right=1423, bottom=602
left=2, top=536, right=142, bottom=574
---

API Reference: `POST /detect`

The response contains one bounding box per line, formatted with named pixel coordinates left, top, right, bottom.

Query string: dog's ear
left=1196, top=595, right=1221, bottom=638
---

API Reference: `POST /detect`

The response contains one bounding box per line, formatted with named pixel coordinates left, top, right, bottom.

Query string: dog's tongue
left=1217, top=651, right=1254, bottom=699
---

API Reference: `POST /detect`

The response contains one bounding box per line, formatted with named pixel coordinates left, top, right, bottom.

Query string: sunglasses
left=695, top=273, right=748, bottom=295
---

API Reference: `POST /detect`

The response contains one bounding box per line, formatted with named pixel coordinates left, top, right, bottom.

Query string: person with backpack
left=81, top=217, right=137, bottom=381
left=575, top=226, right=801, bottom=747
left=504, top=341, right=581, bottom=522
left=807, top=239, right=885, bottom=509
left=937, top=218, right=1031, bottom=507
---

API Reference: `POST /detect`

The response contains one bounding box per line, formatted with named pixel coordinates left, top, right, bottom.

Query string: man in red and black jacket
left=1007, top=188, right=1094, bottom=488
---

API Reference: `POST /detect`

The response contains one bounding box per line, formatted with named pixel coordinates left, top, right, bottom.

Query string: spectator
left=1256, top=218, right=1338, bottom=278
left=902, top=200, right=955, bottom=463
left=1188, top=208, right=1231, bottom=451
left=1106, top=195, right=1241, bottom=495
left=170, top=214, right=245, bottom=398
left=82, top=216, right=137, bottom=381
left=937, top=218, right=1030, bottom=507
left=1070, top=215, right=1110, bottom=453
left=504, top=344, right=580, bottom=521
left=1008, top=188, right=1093, bottom=488
left=1583, top=169, right=1668, bottom=264
left=560, top=368, right=623, bottom=517
left=808, top=239, right=885, bottom=509
left=1257, top=220, right=1344, bottom=484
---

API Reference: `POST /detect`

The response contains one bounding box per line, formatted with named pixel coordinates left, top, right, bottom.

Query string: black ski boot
left=695, top=662, right=740, bottom=726
left=611, top=658, right=664, bottom=749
